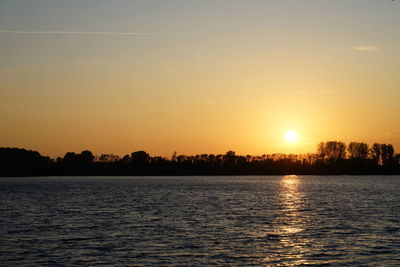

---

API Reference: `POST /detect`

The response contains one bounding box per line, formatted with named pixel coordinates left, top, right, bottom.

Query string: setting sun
left=285, top=130, right=299, bottom=143
left=1, top=1, right=400, bottom=266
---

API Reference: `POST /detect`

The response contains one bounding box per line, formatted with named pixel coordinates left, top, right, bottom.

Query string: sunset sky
left=1, top=0, right=400, bottom=158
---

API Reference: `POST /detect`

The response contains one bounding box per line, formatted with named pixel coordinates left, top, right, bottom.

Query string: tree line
left=1, top=141, right=400, bottom=176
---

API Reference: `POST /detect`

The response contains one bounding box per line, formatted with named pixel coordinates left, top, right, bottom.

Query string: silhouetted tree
left=318, top=141, right=346, bottom=161
left=63, top=152, right=77, bottom=163
left=0, top=148, right=51, bottom=176
left=317, top=143, right=326, bottom=159
left=79, top=150, right=94, bottom=163
left=121, top=154, right=131, bottom=163
left=371, top=143, right=382, bottom=164
left=62, top=150, right=94, bottom=164
left=381, top=144, right=394, bottom=166
left=171, top=151, right=177, bottom=162
left=348, top=142, right=369, bottom=160
left=395, top=154, right=400, bottom=166
left=223, top=151, right=236, bottom=165
left=131, top=151, right=150, bottom=165
left=1, top=141, right=399, bottom=176
left=98, top=154, right=120, bottom=163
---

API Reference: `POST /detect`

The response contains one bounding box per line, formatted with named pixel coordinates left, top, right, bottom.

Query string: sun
left=284, top=130, right=298, bottom=143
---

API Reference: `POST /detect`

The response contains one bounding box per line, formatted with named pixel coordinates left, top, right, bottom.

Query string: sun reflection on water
left=263, top=175, right=313, bottom=265
left=280, top=175, right=306, bottom=233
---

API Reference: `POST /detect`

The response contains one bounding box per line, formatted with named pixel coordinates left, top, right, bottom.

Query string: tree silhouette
left=318, top=141, right=346, bottom=161
left=1, top=141, right=399, bottom=176
left=381, top=144, right=394, bottom=166
left=0, top=148, right=51, bottom=176
left=79, top=150, right=94, bottom=163
left=131, top=151, right=150, bottom=165
left=371, top=143, right=382, bottom=164
left=348, top=142, right=369, bottom=160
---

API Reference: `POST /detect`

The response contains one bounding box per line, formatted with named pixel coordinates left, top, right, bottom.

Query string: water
left=1, top=176, right=400, bottom=266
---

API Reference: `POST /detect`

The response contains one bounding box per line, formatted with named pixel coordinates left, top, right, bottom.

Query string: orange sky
left=1, top=1, right=400, bottom=158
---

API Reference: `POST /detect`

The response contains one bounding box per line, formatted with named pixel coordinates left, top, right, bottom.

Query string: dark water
left=1, top=176, right=400, bottom=266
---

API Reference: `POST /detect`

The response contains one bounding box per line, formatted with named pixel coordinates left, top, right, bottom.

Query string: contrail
left=0, top=30, right=193, bottom=36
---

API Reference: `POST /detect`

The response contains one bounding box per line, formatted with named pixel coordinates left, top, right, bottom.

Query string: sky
left=1, top=0, right=400, bottom=158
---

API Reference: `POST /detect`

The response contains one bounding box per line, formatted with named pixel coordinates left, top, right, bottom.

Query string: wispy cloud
left=353, top=45, right=380, bottom=52
left=0, top=30, right=192, bottom=36
left=385, top=131, right=400, bottom=136
left=291, top=89, right=355, bottom=95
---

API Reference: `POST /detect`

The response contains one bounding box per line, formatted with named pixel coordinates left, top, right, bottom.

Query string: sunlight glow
left=284, top=130, right=299, bottom=143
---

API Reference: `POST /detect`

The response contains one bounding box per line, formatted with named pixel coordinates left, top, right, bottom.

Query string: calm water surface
left=1, top=176, right=400, bottom=266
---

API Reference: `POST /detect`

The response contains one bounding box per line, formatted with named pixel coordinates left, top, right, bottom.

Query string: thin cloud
left=0, top=30, right=192, bottom=36
left=291, top=89, right=355, bottom=95
left=353, top=45, right=380, bottom=52
left=385, top=131, right=400, bottom=135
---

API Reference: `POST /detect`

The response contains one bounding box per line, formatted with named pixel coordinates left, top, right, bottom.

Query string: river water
left=1, top=176, right=400, bottom=266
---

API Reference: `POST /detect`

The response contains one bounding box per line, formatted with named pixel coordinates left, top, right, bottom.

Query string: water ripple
left=1, top=175, right=400, bottom=265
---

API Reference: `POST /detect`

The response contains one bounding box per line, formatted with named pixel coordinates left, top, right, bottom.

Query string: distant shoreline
left=1, top=145, right=400, bottom=177
left=3, top=171, right=400, bottom=178
left=3, top=173, right=400, bottom=178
